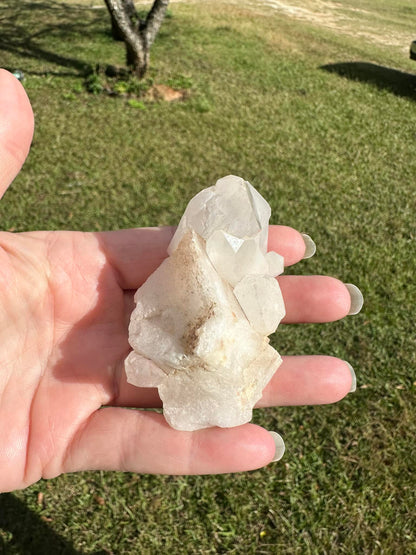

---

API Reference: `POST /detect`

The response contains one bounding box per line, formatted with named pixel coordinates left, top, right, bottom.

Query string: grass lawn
left=1, top=0, right=416, bottom=552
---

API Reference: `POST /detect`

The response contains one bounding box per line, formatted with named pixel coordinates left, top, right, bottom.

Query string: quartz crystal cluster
left=125, top=175, right=286, bottom=431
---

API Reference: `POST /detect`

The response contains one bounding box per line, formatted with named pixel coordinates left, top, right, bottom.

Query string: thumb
left=0, top=69, right=34, bottom=199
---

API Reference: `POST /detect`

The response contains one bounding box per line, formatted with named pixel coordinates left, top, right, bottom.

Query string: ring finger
left=110, top=355, right=355, bottom=409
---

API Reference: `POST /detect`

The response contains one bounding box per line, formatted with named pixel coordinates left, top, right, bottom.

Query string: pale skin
left=0, top=69, right=356, bottom=492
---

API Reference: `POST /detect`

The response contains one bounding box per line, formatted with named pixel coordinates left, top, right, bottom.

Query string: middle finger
left=124, top=274, right=355, bottom=326
left=279, top=275, right=353, bottom=323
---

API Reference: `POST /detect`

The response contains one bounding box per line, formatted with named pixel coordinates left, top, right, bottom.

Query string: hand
left=0, top=70, right=359, bottom=492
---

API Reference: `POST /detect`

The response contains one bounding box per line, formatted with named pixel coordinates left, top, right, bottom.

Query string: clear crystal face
left=167, top=175, right=271, bottom=255
left=233, top=275, right=285, bottom=336
left=126, top=175, right=286, bottom=431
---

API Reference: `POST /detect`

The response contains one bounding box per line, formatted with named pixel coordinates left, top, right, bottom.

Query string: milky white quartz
left=125, top=175, right=286, bottom=431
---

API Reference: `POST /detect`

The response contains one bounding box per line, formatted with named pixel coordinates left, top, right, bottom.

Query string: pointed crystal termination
left=126, top=175, right=286, bottom=431
left=167, top=175, right=271, bottom=255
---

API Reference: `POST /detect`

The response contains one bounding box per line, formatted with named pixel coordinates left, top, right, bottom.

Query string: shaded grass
left=0, top=1, right=416, bottom=553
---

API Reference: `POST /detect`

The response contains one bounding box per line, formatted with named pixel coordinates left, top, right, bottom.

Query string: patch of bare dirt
left=253, top=0, right=405, bottom=48
left=173, top=0, right=412, bottom=51
left=146, top=84, right=188, bottom=102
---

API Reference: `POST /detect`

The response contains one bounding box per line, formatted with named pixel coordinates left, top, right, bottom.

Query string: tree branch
left=144, top=0, right=169, bottom=48
left=104, top=0, right=141, bottom=48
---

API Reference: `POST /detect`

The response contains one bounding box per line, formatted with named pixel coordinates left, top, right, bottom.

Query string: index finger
left=267, top=225, right=309, bottom=266
left=96, top=225, right=309, bottom=290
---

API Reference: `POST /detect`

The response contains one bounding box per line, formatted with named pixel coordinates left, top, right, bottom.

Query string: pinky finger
left=64, top=410, right=280, bottom=476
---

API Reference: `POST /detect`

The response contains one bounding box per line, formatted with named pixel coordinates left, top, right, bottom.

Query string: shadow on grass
left=321, top=62, right=416, bottom=100
left=0, top=1, right=107, bottom=76
left=0, top=493, right=84, bottom=554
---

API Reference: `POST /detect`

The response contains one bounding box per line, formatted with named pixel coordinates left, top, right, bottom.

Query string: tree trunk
left=104, top=0, right=169, bottom=79
left=142, top=0, right=170, bottom=48
left=126, top=41, right=148, bottom=79
left=110, top=0, right=136, bottom=41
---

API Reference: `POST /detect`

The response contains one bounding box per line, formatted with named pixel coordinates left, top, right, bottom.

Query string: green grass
left=1, top=0, right=416, bottom=553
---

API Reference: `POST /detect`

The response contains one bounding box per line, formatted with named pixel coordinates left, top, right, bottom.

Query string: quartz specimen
left=125, top=175, right=286, bottom=431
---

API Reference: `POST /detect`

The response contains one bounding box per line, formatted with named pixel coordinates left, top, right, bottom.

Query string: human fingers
left=97, top=225, right=311, bottom=290
left=267, top=225, right=313, bottom=266
left=257, top=355, right=355, bottom=407
left=111, top=355, right=354, bottom=409
left=279, top=275, right=362, bottom=323
left=0, top=69, right=34, bottom=198
left=62, top=410, right=277, bottom=475
left=101, top=226, right=359, bottom=322
left=121, top=274, right=360, bottom=330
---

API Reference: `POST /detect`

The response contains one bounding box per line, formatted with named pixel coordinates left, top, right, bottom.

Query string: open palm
left=0, top=70, right=358, bottom=492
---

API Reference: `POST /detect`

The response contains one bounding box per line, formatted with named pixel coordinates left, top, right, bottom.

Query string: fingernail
left=345, top=283, right=364, bottom=315
left=344, top=361, right=357, bottom=392
left=301, top=233, right=316, bottom=259
left=268, top=431, right=285, bottom=462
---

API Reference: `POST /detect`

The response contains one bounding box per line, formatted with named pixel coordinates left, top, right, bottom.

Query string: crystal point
left=126, top=176, right=285, bottom=431
left=233, top=275, right=285, bottom=336
left=265, top=250, right=284, bottom=277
